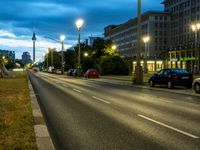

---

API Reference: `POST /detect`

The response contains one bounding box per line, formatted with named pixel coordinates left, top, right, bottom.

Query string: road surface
left=28, top=72, right=200, bottom=150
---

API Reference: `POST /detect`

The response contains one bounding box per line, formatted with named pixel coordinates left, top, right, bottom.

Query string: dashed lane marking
left=138, top=114, right=199, bottom=139
left=92, top=96, right=111, bottom=104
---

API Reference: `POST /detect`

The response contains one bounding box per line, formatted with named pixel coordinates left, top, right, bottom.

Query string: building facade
left=22, top=51, right=32, bottom=66
left=162, top=0, right=200, bottom=73
left=0, top=49, right=15, bottom=61
left=104, top=11, right=171, bottom=60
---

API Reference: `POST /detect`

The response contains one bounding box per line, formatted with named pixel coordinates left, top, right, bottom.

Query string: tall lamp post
left=46, top=51, right=49, bottom=71
left=76, top=19, right=84, bottom=77
left=191, top=23, right=200, bottom=74
left=143, top=36, right=150, bottom=73
left=134, top=0, right=143, bottom=84
left=50, top=47, right=54, bottom=70
left=60, top=35, right=66, bottom=74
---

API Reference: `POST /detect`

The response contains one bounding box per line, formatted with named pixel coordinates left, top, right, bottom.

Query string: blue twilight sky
left=0, top=0, right=163, bottom=60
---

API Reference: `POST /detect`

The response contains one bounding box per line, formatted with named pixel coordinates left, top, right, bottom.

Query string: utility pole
left=134, top=0, right=143, bottom=84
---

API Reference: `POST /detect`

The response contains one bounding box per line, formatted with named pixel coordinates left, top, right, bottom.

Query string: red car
left=84, top=69, right=99, bottom=78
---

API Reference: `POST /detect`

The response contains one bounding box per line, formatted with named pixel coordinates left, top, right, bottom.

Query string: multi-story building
left=0, top=49, right=15, bottom=61
left=104, top=11, right=170, bottom=60
left=162, top=0, right=200, bottom=72
left=104, top=11, right=170, bottom=71
left=22, top=51, right=32, bottom=66
left=163, top=0, right=200, bottom=48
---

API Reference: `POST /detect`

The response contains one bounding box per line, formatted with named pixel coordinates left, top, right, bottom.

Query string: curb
left=28, top=81, right=55, bottom=150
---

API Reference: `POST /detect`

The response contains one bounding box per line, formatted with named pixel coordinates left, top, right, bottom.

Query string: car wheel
left=194, top=83, right=200, bottom=94
left=149, top=80, right=155, bottom=87
left=167, top=81, right=173, bottom=89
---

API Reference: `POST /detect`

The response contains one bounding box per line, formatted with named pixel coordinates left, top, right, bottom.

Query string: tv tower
left=32, top=31, right=37, bottom=62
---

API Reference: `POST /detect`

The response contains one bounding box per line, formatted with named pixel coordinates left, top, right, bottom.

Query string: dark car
left=67, top=69, right=75, bottom=76
left=72, top=69, right=83, bottom=77
left=192, top=78, right=200, bottom=93
left=84, top=69, right=100, bottom=78
left=149, top=68, right=193, bottom=89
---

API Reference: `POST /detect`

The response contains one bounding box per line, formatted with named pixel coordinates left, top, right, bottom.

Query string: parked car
left=193, top=78, right=200, bottom=93
left=72, top=69, right=83, bottom=77
left=84, top=69, right=100, bottom=78
left=55, top=69, right=62, bottom=74
left=67, top=69, right=75, bottom=76
left=149, top=68, right=193, bottom=89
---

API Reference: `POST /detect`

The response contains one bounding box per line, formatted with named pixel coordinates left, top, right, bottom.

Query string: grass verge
left=0, top=71, right=37, bottom=149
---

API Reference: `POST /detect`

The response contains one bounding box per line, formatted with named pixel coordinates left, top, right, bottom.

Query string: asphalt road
left=28, top=72, right=200, bottom=150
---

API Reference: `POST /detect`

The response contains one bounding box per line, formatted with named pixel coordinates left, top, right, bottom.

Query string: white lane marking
left=73, top=89, right=82, bottom=93
left=158, top=99, right=173, bottom=103
left=92, top=96, right=111, bottom=104
left=138, top=114, right=199, bottom=139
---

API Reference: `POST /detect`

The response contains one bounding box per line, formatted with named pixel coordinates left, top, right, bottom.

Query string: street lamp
left=60, top=35, right=66, bottom=74
left=76, top=18, right=84, bottom=76
left=112, top=45, right=117, bottom=50
left=84, top=52, right=88, bottom=57
left=50, top=47, right=54, bottom=70
left=191, top=23, right=200, bottom=74
left=142, top=36, right=150, bottom=73
left=45, top=51, right=49, bottom=72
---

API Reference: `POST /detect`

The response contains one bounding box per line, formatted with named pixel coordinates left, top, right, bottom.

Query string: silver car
left=193, top=78, right=200, bottom=94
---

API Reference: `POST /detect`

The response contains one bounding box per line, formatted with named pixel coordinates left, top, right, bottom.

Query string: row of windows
left=155, top=38, right=168, bottom=45
left=155, top=31, right=168, bottom=36
left=155, top=16, right=168, bottom=21
left=155, top=46, right=167, bottom=51
left=155, top=22, right=168, bottom=28
left=166, top=0, right=199, bottom=11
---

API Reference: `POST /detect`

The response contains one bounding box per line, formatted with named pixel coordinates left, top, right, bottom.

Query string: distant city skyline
left=0, top=0, right=163, bottom=60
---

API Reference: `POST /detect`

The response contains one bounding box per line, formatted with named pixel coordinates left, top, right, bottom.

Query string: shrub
left=100, top=56, right=130, bottom=75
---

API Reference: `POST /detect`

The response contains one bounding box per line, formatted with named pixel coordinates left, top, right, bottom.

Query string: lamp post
left=50, top=48, right=54, bottom=69
left=143, top=36, right=150, bottom=73
left=60, top=35, right=65, bottom=74
left=191, top=23, right=200, bottom=74
left=76, top=19, right=84, bottom=77
left=46, top=51, right=49, bottom=72
left=134, top=0, right=143, bottom=84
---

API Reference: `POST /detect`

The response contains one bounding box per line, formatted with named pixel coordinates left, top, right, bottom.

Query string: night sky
left=0, top=0, right=163, bottom=60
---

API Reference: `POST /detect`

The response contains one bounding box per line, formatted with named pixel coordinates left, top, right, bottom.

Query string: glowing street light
left=76, top=18, right=84, bottom=76
left=60, top=35, right=66, bottom=74
left=84, top=52, right=88, bottom=57
left=143, top=36, right=150, bottom=73
left=191, top=23, right=200, bottom=74
left=112, top=45, right=117, bottom=50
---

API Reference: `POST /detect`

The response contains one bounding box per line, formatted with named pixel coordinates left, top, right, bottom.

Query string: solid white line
left=138, top=114, right=199, bottom=139
left=92, top=96, right=110, bottom=104
left=73, top=89, right=82, bottom=93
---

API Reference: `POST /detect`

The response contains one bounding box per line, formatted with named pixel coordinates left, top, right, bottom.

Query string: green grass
left=0, top=71, right=37, bottom=150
